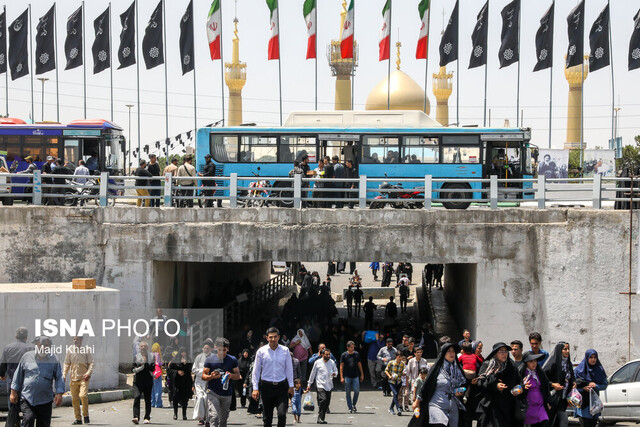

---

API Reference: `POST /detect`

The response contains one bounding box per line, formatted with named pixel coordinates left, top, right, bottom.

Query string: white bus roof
left=284, top=110, right=443, bottom=129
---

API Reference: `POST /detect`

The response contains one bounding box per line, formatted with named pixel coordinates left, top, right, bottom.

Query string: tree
left=617, top=136, right=640, bottom=172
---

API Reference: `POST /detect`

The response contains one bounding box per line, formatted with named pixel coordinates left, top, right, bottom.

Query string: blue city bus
left=194, top=111, right=535, bottom=208
left=0, top=118, right=126, bottom=175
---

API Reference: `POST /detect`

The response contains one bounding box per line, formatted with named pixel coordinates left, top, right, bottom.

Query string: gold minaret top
left=433, top=66, right=453, bottom=126
left=396, top=41, right=401, bottom=71
left=564, top=55, right=589, bottom=150
left=328, top=1, right=358, bottom=111
left=225, top=13, right=247, bottom=126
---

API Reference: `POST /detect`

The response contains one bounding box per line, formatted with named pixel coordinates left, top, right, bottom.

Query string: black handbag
left=5, top=402, right=20, bottom=427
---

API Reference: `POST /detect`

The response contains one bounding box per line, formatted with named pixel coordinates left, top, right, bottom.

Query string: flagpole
left=219, top=0, right=225, bottom=126
left=4, top=5, right=8, bottom=116
left=351, top=0, right=355, bottom=110
left=162, top=0, right=168, bottom=162
left=456, top=0, right=459, bottom=125
left=516, top=0, right=521, bottom=127
left=608, top=0, right=614, bottom=147
left=483, top=0, right=489, bottom=126
left=547, top=0, right=554, bottom=148
left=53, top=4, right=59, bottom=122
left=277, top=3, right=282, bottom=126
left=82, top=1, right=86, bottom=119
left=28, top=4, right=34, bottom=122
left=192, top=1, right=197, bottom=134
left=580, top=60, right=584, bottom=173
left=109, top=3, right=114, bottom=122
left=136, top=0, right=141, bottom=162
left=314, top=3, right=317, bottom=111
left=387, top=0, right=392, bottom=110
left=424, top=5, right=431, bottom=114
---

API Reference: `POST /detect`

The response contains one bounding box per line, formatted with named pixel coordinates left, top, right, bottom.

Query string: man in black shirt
left=147, top=154, right=161, bottom=207
left=51, top=159, right=72, bottom=206
left=340, top=341, right=364, bottom=413
left=353, top=286, right=364, bottom=317
left=344, top=286, right=354, bottom=318
left=135, top=159, right=153, bottom=207
left=385, top=296, right=397, bottom=323
left=41, top=156, right=54, bottom=205
left=199, top=154, right=217, bottom=208
left=363, top=297, right=377, bottom=330
left=344, top=159, right=358, bottom=208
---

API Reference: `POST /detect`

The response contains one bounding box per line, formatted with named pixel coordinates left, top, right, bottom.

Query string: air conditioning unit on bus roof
left=284, top=110, right=443, bottom=129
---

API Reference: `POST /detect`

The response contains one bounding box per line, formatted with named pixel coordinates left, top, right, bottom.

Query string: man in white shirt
left=306, top=349, right=338, bottom=424
left=405, top=346, right=429, bottom=406
left=73, top=160, right=90, bottom=184
left=251, top=327, right=293, bottom=427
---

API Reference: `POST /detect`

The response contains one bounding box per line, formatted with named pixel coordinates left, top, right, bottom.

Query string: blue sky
left=4, top=0, right=639, bottom=153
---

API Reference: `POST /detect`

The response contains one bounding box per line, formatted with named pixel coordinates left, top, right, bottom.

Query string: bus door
left=318, top=134, right=359, bottom=167
left=483, top=140, right=524, bottom=198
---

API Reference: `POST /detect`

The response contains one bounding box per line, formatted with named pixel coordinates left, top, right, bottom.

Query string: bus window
left=523, top=146, right=534, bottom=175
left=0, top=136, right=20, bottom=162
left=402, top=137, right=439, bottom=163
left=105, top=137, right=124, bottom=172
left=442, top=146, right=480, bottom=164
left=64, top=140, right=80, bottom=164
left=210, top=135, right=238, bottom=162
left=507, top=147, right=521, bottom=175
left=280, top=136, right=316, bottom=163
left=240, top=136, right=277, bottom=163
left=362, top=136, right=399, bottom=164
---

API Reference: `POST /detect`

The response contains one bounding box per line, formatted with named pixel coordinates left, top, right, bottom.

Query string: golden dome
left=365, top=70, right=430, bottom=114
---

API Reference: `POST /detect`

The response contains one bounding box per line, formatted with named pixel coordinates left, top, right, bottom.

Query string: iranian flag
left=303, top=0, right=316, bottom=59
left=379, top=0, right=391, bottom=61
left=207, top=0, right=222, bottom=60
left=266, top=0, right=279, bottom=60
left=341, top=0, right=355, bottom=59
left=416, top=0, right=430, bottom=59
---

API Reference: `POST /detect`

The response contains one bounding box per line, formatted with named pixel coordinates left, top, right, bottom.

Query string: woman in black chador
left=407, top=343, right=466, bottom=427
left=167, top=347, right=194, bottom=421
left=476, top=342, right=521, bottom=427
left=542, top=342, right=575, bottom=427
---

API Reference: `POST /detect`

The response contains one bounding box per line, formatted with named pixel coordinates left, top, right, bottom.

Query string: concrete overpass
left=0, top=206, right=638, bottom=371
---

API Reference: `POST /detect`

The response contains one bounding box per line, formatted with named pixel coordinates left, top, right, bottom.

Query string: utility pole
left=37, top=78, right=49, bottom=122
left=126, top=104, right=134, bottom=172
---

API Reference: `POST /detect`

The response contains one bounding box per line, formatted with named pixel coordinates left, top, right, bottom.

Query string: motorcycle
left=64, top=176, right=122, bottom=206
left=240, top=170, right=272, bottom=207
left=370, top=174, right=424, bottom=209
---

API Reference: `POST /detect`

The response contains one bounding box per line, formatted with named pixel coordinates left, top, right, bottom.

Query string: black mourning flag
left=533, top=3, right=554, bottom=72
left=498, top=0, right=520, bottom=69
left=469, top=1, right=488, bottom=69
left=0, top=10, right=7, bottom=75
left=439, top=0, right=458, bottom=67
left=142, top=1, right=164, bottom=70
left=118, top=1, right=136, bottom=69
left=35, top=5, right=56, bottom=75
left=92, top=6, right=110, bottom=74
left=65, top=6, right=83, bottom=70
left=179, top=0, right=194, bottom=75
left=8, top=9, right=28, bottom=80
left=566, top=0, right=585, bottom=68
left=589, top=4, right=610, bottom=72
left=630, top=9, right=640, bottom=71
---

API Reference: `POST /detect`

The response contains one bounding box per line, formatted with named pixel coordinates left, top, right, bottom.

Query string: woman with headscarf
left=516, top=352, right=551, bottom=426
left=150, top=342, right=164, bottom=408
left=408, top=343, right=466, bottom=427
left=236, top=349, right=252, bottom=408
left=542, top=342, right=574, bottom=427
left=573, top=349, right=608, bottom=427
left=290, top=328, right=313, bottom=382
left=476, top=342, right=521, bottom=427
left=167, top=347, right=194, bottom=421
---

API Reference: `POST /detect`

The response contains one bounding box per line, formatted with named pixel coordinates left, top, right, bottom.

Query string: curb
left=61, top=389, right=134, bottom=407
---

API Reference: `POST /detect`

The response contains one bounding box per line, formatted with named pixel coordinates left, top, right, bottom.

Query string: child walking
left=291, top=378, right=304, bottom=423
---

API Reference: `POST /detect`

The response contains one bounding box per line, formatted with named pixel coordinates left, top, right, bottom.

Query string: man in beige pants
left=63, top=336, right=95, bottom=425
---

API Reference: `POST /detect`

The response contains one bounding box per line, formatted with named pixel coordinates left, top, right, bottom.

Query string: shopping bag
left=153, top=364, right=162, bottom=379
left=589, top=389, right=603, bottom=416
left=567, top=388, right=582, bottom=408
left=303, top=393, right=315, bottom=411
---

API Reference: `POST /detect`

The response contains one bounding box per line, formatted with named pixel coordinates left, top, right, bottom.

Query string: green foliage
left=568, top=150, right=582, bottom=177
left=617, top=136, right=640, bottom=172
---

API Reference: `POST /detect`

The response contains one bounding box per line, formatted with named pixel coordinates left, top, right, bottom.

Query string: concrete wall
left=0, top=206, right=638, bottom=372
left=0, top=283, right=120, bottom=390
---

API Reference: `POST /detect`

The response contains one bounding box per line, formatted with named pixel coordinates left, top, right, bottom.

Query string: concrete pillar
left=564, top=56, right=589, bottom=150
left=335, top=76, right=352, bottom=111
left=228, top=92, right=243, bottom=127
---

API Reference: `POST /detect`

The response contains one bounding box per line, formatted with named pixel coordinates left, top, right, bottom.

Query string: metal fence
left=1, top=170, right=638, bottom=209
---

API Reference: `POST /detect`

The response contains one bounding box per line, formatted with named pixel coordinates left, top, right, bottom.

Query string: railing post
left=490, top=175, right=498, bottom=209
left=164, top=172, right=173, bottom=207
left=592, top=174, right=602, bottom=209
left=424, top=175, right=432, bottom=210
left=293, top=173, right=302, bottom=209
left=32, top=170, right=42, bottom=205
left=358, top=175, right=367, bottom=209
left=537, top=175, right=546, bottom=209
left=99, top=172, right=109, bottom=207
left=230, top=173, right=238, bottom=208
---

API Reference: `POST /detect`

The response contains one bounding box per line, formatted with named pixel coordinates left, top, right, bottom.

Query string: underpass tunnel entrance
left=153, top=261, right=272, bottom=309
left=442, top=263, right=478, bottom=339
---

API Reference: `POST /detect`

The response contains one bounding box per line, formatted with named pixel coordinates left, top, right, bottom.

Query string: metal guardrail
left=0, top=170, right=638, bottom=209
left=222, top=270, right=294, bottom=334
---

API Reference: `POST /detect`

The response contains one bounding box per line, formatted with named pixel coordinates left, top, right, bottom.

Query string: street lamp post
left=37, top=78, right=49, bottom=122
left=126, top=104, right=134, bottom=173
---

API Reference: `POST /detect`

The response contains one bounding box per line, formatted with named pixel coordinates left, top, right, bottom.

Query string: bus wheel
left=441, top=183, right=471, bottom=210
